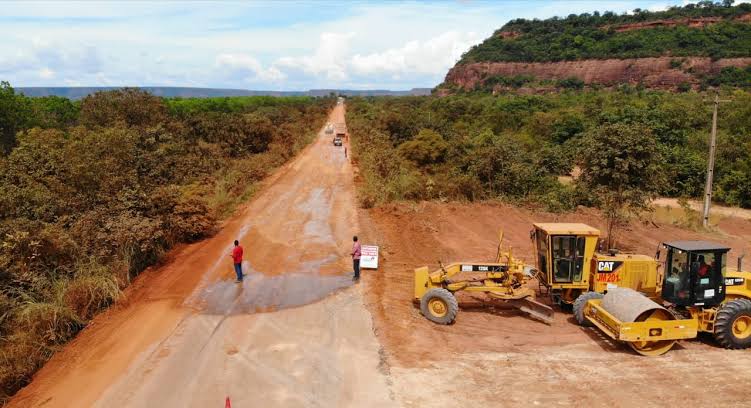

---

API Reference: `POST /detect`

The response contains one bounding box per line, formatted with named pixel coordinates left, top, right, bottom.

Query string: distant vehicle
left=333, top=136, right=343, bottom=146
left=325, top=123, right=334, bottom=134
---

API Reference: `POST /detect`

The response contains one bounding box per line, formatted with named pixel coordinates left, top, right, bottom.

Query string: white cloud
left=39, top=67, right=55, bottom=79
left=351, top=31, right=480, bottom=76
left=215, top=53, right=286, bottom=82
left=276, top=32, right=354, bottom=81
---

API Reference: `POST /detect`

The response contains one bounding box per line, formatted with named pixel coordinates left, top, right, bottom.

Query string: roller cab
left=660, top=241, right=729, bottom=308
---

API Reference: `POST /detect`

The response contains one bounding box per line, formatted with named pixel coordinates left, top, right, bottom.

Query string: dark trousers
left=234, top=263, right=243, bottom=281
left=353, top=259, right=360, bottom=279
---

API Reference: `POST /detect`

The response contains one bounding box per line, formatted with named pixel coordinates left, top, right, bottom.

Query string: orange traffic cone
left=225, top=396, right=231, bottom=408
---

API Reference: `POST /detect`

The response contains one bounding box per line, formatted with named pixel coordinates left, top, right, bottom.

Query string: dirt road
left=9, top=104, right=395, bottom=408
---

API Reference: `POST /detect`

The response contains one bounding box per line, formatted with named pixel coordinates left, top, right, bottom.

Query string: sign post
left=360, top=245, right=379, bottom=269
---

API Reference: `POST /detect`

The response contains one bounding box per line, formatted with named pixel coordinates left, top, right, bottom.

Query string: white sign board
left=360, top=245, right=379, bottom=269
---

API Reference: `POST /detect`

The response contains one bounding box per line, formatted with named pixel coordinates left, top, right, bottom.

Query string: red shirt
left=232, top=246, right=244, bottom=264
left=698, top=264, right=709, bottom=277
left=352, top=242, right=361, bottom=260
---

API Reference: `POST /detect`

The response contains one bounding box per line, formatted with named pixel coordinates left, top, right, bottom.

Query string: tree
left=79, top=88, right=167, bottom=128
left=0, top=82, right=32, bottom=154
left=578, top=123, right=665, bottom=249
left=397, top=129, right=449, bottom=166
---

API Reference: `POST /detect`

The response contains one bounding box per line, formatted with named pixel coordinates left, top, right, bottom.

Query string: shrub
left=398, top=129, right=449, bottom=165
left=557, top=77, right=585, bottom=90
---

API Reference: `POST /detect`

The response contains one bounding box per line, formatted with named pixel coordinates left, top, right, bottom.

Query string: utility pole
left=702, top=94, right=730, bottom=228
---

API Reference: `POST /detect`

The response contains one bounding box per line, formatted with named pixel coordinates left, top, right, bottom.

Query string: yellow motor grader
left=413, top=232, right=554, bottom=325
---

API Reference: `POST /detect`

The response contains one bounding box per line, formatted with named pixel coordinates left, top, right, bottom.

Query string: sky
left=0, top=0, right=721, bottom=90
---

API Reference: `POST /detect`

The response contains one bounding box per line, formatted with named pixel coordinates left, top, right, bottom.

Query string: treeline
left=0, top=82, right=332, bottom=401
left=347, top=90, right=751, bottom=210
left=459, top=2, right=751, bottom=63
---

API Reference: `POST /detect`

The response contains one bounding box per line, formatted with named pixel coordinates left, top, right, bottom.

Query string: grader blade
left=511, top=298, right=555, bottom=325
left=505, top=297, right=555, bottom=325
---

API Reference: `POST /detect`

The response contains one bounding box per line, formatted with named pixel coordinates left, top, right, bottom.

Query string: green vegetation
left=578, top=123, right=665, bottom=248
left=0, top=83, right=331, bottom=401
left=703, top=66, right=751, bottom=88
left=347, top=89, right=751, bottom=211
left=459, top=2, right=751, bottom=63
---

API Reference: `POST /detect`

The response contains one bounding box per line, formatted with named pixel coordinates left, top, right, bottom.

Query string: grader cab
left=531, top=223, right=659, bottom=305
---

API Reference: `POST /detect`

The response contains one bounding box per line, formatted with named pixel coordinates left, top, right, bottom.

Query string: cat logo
left=597, top=261, right=623, bottom=273
left=725, top=277, right=744, bottom=286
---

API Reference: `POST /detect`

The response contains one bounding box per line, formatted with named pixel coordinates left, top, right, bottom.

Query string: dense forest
left=459, top=2, right=751, bottom=63
left=0, top=82, right=332, bottom=401
left=347, top=89, right=751, bottom=211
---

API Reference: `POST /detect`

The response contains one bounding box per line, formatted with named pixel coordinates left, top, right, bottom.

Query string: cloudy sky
left=0, top=1, right=709, bottom=90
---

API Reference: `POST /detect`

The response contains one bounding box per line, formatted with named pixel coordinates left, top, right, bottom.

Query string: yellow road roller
left=575, top=241, right=751, bottom=355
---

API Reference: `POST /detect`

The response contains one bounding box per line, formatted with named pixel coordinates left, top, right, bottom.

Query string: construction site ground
left=360, top=201, right=751, bottom=407
left=8, top=104, right=751, bottom=407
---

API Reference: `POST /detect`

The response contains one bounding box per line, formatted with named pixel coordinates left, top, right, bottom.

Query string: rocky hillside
left=439, top=2, right=751, bottom=93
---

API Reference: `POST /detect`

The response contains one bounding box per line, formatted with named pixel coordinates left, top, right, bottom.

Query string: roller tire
left=420, top=288, right=459, bottom=325
left=714, top=298, right=751, bottom=349
left=573, top=291, right=604, bottom=327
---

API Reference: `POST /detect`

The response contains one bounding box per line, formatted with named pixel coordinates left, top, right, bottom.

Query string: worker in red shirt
left=697, top=255, right=710, bottom=277
left=351, top=235, right=361, bottom=281
left=230, top=240, right=244, bottom=283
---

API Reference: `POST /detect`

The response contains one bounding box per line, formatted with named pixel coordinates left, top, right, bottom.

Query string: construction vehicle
left=576, top=241, right=751, bottom=355
left=531, top=223, right=661, bottom=306
left=530, top=223, right=751, bottom=355
left=414, top=232, right=554, bottom=325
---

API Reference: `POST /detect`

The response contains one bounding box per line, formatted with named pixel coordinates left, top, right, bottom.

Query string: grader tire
left=714, top=299, right=751, bottom=349
left=573, top=291, right=604, bottom=327
left=420, top=288, right=458, bottom=325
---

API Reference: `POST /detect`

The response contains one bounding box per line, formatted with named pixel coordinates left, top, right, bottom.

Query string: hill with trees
left=439, top=1, right=751, bottom=93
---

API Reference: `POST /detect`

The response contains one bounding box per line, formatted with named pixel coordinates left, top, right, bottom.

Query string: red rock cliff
left=443, top=57, right=751, bottom=91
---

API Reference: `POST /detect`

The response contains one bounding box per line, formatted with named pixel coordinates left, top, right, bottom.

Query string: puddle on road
left=194, top=271, right=354, bottom=315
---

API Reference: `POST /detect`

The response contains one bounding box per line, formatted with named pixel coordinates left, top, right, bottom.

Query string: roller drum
left=601, top=287, right=673, bottom=323
left=600, top=287, right=676, bottom=356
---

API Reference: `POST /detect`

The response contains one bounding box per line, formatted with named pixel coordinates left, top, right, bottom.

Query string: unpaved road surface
left=359, top=201, right=751, bottom=407
left=9, top=104, right=395, bottom=408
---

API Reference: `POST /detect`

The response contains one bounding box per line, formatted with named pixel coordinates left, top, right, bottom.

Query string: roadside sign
left=361, top=245, right=379, bottom=269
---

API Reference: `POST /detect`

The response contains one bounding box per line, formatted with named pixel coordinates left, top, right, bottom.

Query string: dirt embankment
left=357, top=200, right=751, bottom=407
left=443, top=57, right=751, bottom=91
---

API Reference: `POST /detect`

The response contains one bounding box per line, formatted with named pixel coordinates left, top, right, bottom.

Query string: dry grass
left=650, top=204, right=726, bottom=231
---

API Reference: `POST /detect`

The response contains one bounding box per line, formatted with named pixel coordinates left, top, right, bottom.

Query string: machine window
left=665, top=249, right=689, bottom=300
left=552, top=235, right=582, bottom=283
left=574, top=237, right=585, bottom=281
left=536, top=231, right=548, bottom=275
